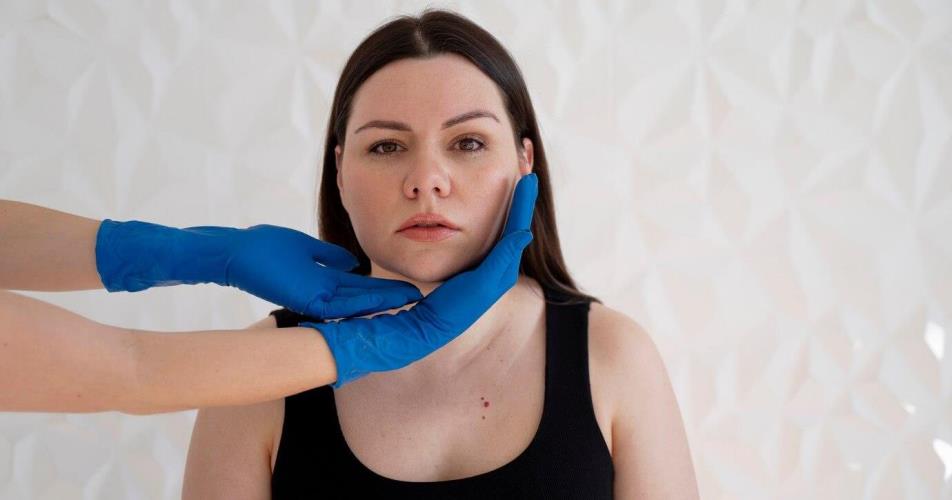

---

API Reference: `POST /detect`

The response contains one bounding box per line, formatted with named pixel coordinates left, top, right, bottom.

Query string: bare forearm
left=0, top=200, right=103, bottom=291
left=132, top=325, right=337, bottom=414
left=0, top=290, right=137, bottom=413
left=0, top=290, right=338, bottom=414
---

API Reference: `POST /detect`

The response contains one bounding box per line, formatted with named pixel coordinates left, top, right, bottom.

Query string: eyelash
left=367, top=136, right=487, bottom=156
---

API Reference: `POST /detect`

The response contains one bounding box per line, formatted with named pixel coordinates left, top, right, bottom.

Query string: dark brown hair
left=318, top=8, right=601, bottom=306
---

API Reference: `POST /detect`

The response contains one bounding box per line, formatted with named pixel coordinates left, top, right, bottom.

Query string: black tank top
left=268, top=287, right=614, bottom=498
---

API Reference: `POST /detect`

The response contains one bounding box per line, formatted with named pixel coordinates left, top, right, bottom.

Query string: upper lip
left=397, top=212, right=460, bottom=232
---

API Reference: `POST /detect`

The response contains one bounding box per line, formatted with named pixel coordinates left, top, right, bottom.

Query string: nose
left=403, top=159, right=451, bottom=199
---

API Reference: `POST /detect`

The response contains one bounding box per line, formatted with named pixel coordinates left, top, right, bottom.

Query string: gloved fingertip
left=404, top=286, right=424, bottom=300
left=389, top=281, right=422, bottom=299
left=516, top=230, right=533, bottom=246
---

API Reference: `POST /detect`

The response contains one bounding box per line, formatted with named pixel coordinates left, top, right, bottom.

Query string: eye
left=456, top=136, right=486, bottom=154
left=368, top=141, right=404, bottom=156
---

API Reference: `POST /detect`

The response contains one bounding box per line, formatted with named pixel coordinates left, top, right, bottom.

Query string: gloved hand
left=302, top=172, right=539, bottom=388
left=95, top=221, right=422, bottom=319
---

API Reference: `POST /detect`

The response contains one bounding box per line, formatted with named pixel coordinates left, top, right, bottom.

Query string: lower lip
left=397, top=225, right=459, bottom=241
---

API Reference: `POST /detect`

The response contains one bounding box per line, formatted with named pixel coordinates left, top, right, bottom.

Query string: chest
left=314, top=314, right=615, bottom=483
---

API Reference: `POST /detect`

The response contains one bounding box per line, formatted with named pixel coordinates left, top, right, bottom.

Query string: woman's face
left=335, top=53, right=533, bottom=291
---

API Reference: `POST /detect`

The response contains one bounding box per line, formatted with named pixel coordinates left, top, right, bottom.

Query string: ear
left=519, top=137, right=534, bottom=175
left=335, top=144, right=344, bottom=193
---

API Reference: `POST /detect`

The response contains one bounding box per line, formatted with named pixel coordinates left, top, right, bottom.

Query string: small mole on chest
left=479, top=396, right=491, bottom=419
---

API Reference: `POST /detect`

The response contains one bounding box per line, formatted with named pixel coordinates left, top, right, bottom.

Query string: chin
left=395, top=263, right=457, bottom=284
left=374, top=255, right=465, bottom=285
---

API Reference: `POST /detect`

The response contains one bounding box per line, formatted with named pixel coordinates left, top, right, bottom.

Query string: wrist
left=304, top=320, right=368, bottom=389
left=167, top=225, right=234, bottom=286
left=95, top=220, right=230, bottom=292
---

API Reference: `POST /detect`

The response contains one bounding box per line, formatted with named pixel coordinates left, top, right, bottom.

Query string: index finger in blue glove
left=318, top=293, right=387, bottom=320
left=333, top=271, right=424, bottom=299
left=310, top=275, right=424, bottom=319
left=500, top=172, right=538, bottom=238
left=334, top=272, right=423, bottom=308
left=291, top=267, right=423, bottom=318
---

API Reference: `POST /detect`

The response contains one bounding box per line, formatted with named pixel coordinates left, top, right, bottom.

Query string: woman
left=184, top=8, right=698, bottom=498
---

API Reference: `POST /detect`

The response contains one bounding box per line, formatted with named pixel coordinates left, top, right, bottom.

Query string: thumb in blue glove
left=301, top=172, right=539, bottom=388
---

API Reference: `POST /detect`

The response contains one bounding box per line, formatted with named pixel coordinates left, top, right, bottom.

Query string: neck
left=368, top=264, right=536, bottom=386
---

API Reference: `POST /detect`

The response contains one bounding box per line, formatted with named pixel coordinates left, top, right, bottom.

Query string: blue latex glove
left=302, top=172, right=539, bottom=388
left=95, top=221, right=423, bottom=319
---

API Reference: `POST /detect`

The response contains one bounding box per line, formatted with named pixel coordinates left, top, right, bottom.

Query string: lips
left=397, top=213, right=460, bottom=232
left=396, top=212, right=460, bottom=242
left=397, top=225, right=458, bottom=242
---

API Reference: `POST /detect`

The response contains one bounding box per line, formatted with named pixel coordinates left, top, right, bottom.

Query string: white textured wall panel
left=1, top=0, right=951, bottom=498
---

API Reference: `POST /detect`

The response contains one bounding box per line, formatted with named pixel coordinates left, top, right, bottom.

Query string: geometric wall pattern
left=1, top=0, right=951, bottom=498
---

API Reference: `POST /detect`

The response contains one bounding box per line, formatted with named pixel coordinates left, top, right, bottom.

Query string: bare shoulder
left=587, top=302, right=700, bottom=498
left=587, top=301, right=662, bottom=386
left=587, top=300, right=677, bottom=421
left=587, top=301, right=652, bottom=346
left=585, top=301, right=667, bottom=450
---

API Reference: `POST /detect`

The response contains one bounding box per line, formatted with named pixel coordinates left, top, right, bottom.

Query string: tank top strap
left=539, top=287, right=596, bottom=429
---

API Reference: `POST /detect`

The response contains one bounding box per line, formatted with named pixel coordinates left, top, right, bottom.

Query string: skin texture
left=0, top=200, right=103, bottom=291
left=184, top=53, right=700, bottom=499
left=336, top=53, right=533, bottom=289
left=0, top=289, right=338, bottom=414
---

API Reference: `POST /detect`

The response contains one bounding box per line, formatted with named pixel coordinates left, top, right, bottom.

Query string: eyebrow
left=353, top=109, right=500, bottom=134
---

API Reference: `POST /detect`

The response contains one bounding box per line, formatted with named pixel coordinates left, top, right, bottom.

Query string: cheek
left=468, top=172, right=517, bottom=238
left=341, top=170, right=389, bottom=235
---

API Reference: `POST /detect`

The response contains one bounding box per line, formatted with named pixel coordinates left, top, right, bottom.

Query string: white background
left=2, top=0, right=952, bottom=498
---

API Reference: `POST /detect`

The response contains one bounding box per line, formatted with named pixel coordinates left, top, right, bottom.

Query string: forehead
left=348, top=53, right=508, bottom=131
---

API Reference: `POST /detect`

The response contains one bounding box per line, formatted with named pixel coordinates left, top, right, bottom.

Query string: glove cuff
left=305, top=320, right=369, bottom=389
left=95, top=220, right=228, bottom=292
